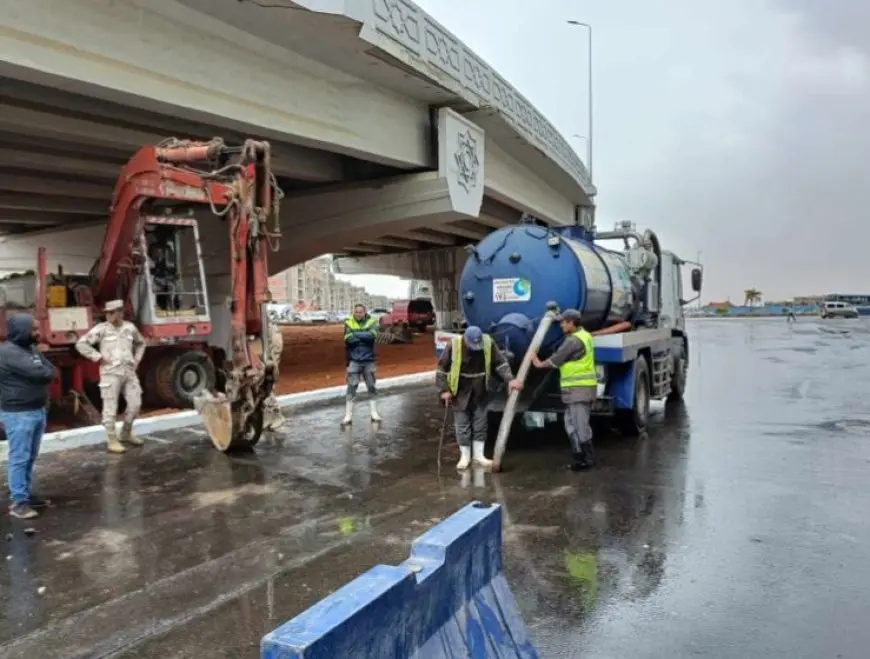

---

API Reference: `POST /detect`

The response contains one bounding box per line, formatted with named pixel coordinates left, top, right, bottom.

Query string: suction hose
left=491, top=310, right=558, bottom=472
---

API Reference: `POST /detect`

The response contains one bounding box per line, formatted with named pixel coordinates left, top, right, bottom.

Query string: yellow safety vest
left=343, top=316, right=377, bottom=337
left=559, top=329, right=597, bottom=389
left=447, top=334, right=492, bottom=395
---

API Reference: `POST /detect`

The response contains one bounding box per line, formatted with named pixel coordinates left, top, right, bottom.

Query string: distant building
left=368, top=295, right=390, bottom=310
left=268, top=256, right=392, bottom=312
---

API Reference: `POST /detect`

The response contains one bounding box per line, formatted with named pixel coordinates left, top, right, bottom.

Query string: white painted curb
left=0, top=370, right=435, bottom=460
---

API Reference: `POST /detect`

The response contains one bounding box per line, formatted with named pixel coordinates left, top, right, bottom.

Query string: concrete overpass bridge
left=0, top=0, right=594, bottom=325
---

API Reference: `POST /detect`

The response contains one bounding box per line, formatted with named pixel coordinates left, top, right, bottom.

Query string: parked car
left=821, top=300, right=859, bottom=319
left=370, top=307, right=389, bottom=323
left=378, top=298, right=435, bottom=331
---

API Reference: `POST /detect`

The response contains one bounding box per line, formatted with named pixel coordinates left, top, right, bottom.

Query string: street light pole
left=567, top=20, right=593, bottom=182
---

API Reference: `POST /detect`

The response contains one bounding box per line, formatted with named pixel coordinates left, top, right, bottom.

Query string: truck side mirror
left=691, top=268, right=702, bottom=292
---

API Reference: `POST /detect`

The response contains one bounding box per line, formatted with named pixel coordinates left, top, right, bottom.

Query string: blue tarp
left=261, top=502, right=539, bottom=659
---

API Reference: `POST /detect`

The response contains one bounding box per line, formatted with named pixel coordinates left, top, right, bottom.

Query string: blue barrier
left=261, top=501, right=539, bottom=659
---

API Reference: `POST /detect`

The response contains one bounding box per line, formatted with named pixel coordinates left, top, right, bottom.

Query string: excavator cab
left=132, top=217, right=211, bottom=334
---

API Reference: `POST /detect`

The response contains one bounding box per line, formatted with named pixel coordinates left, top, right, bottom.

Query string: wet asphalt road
left=3, top=317, right=870, bottom=658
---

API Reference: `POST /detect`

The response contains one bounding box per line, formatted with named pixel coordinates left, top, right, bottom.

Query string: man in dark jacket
left=436, top=326, right=521, bottom=470
left=341, top=304, right=381, bottom=425
left=0, top=314, right=55, bottom=519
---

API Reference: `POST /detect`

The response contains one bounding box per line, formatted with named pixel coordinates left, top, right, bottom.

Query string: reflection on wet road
left=3, top=318, right=870, bottom=657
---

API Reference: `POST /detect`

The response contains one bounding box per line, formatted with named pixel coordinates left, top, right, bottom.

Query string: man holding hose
left=436, top=326, right=522, bottom=471
left=530, top=309, right=598, bottom=471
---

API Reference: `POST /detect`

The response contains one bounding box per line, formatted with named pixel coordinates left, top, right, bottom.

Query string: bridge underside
left=0, top=75, right=531, bottom=273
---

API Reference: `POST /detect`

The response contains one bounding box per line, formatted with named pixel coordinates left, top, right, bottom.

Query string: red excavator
left=0, top=138, right=282, bottom=451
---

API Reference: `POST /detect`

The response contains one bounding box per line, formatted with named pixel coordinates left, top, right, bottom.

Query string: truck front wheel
left=668, top=353, right=687, bottom=402
left=154, top=350, right=216, bottom=409
left=618, top=357, right=650, bottom=436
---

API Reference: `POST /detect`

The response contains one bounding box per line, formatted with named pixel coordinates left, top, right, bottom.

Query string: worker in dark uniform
left=530, top=309, right=598, bottom=470
left=436, top=326, right=522, bottom=470
left=148, top=235, right=179, bottom=311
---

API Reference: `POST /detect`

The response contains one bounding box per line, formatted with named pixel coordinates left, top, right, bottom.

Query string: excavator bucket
left=193, top=361, right=275, bottom=452
left=193, top=392, right=236, bottom=452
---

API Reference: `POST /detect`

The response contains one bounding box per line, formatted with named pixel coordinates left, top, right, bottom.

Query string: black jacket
left=0, top=314, right=54, bottom=412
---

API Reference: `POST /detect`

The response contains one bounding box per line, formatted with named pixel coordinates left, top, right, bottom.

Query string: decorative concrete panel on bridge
left=439, top=108, right=485, bottom=218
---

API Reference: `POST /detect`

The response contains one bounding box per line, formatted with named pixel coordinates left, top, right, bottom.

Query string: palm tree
left=743, top=288, right=762, bottom=308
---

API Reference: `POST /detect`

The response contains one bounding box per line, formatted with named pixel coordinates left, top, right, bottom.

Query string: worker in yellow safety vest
left=341, top=304, right=381, bottom=425
left=436, top=326, right=522, bottom=470
left=530, top=309, right=598, bottom=470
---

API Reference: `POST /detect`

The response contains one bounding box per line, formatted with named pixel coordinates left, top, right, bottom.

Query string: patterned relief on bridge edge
left=368, top=0, right=590, bottom=190
left=423, top=18, right=461, bottom=81
left=372, top=0, right=422, bottom=54
left=438, top=108, right=484, bottom=217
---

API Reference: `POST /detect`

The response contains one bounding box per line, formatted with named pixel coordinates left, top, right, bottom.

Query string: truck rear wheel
left=154, top=350, right=216, bottom=409
left=618, top=356, right=650, bottom=436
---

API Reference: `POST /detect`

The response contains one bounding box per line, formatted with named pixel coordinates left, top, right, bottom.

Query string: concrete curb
left=0, top=370, right=435, bottom=460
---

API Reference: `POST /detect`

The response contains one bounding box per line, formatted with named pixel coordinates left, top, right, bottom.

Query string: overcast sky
left=346, top=0, right=869, bottom=303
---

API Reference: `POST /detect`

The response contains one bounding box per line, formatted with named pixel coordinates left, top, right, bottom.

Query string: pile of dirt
left=132, top=325, right=435, bottom=420
left=274, top=324, right=435, bottom=393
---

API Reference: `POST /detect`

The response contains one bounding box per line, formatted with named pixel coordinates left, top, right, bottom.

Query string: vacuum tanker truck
left=434, top=220, right=703, bottom=438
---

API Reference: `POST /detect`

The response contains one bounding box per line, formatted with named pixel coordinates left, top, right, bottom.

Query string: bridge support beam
left=333, top=246, right=469, bottom=328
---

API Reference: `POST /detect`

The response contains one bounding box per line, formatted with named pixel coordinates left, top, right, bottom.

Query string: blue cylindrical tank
left=459, top=225, right=639, bottom=357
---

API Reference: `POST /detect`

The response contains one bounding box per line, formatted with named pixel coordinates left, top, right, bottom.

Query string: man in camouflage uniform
left=263, top=320, right=285, bottom=430
left=75, top=300, right=146, bottom=454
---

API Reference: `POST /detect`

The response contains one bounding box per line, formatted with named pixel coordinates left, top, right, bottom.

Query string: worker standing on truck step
left=0, top=314, right=55, bottom=520
left=341, top=304, right=382, bottom=425
left=75, top=300, right=146, bottom=454
left=436, top=326, right=522, bottom=471
left=530, top=309, right=598, bottom=471
left=263, top=319, right=285, bottom=431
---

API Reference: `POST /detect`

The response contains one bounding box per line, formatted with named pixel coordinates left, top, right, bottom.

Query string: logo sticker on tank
left=493, top=278, right=531, bottom=302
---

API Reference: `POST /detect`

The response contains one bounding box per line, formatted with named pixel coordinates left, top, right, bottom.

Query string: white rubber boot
left=369, top=400, right=383, bottom=422
left=456, top=445, right=471, bottom=471
left=341, top=400, right=354, bottom=426
left=472, top=440, right=492, bottom=470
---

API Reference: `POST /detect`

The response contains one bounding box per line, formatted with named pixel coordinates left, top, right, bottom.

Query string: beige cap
left=103, top=299, right=124, bottom=312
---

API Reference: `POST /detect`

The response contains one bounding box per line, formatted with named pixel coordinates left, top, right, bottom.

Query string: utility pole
left=567, top=20, right=593, bottom=182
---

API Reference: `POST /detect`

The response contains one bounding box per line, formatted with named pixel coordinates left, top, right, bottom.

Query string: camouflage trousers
left=98, top=371, right=142, bottom=432
left=262, top=323, right=285, bottom=431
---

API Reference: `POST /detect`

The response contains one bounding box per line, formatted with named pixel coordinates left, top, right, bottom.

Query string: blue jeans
left=2, top=409, right=47, bottom=504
